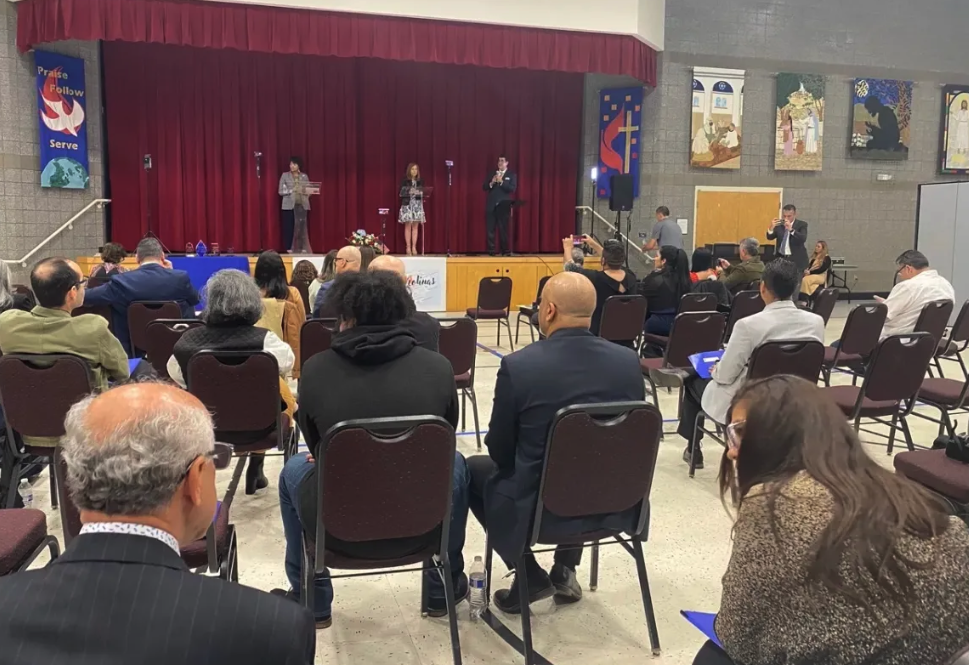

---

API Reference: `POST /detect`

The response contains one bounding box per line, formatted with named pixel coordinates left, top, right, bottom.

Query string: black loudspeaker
left=609, top=174, right=634, bottom=212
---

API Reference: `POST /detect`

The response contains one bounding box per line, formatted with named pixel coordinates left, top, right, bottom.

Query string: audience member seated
left=466, top=272, right=645, bottom=613
left=0, top=258, right=129, bottom=449
left=0, top=259, right=35, bottom=314
left=689, top=248, right=731, bottom=309
left=276, top=271, right=467, bottom=627
left=799, top=240, right=830, bottom=301
left=692, top=376, right=969, bottom=665
left=0, top=382, right=316, bottom=663
left=359, top=245, right=376, bottom=271
left=84, top=238, right=199, bottom=355
left=309, top=250, right=337, bottom=306
left=677, top=259, right=823, bottom=469
left=876, top=250, right=953, bottom=340
left=312, top=245, right=361, bottom=317
left=563, top=247, right=585, bottom=272
left=254, top=251, right=304, bottom=379
left=88, top=242, right=128, bottom=280
left=369, top=254, right=440, bottom=351
left=167, top=269, right=295, bottom=495
left=562, top=235, right=638, bottom=337
left=640, top=246, right=691, bottom=336
left=290, top=259, right=318, bottom=289
left=718, top=238, right=765, bottom=294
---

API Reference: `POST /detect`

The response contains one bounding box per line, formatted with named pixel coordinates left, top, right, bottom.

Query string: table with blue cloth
left=169, top=256, right=252, bottom=294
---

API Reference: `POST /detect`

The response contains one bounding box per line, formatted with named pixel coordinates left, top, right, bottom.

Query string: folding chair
left=516, top=275, right=551, bottom=344
left=127, top=301, right=183, bottom=356
left=292, top=280, right=313, bottom=317
left=821, top=303, right=887, bottom=385
left=934, top=300, right=969, bottom=379
left=72, top=304, right=113, bottom=333
left=481, top=402, right=663, bottom=664
left=303, top=416, right=463, bottom=665
left=824, top=333, right=936, bottom=455
left=689, top=339, right=824, bottom=478
left=641, top=292, right=720, bottom=356
left=0, top=509, right=59, bottom=575
left=811, top=287, right=839, bottom=326
left=895, top=449, right=969, bottom=525
left=467, top=277, right=514, bottom=351
left=143, top=319, right=204, bottom=379
left=300, top=319, right=336, bottom=369
left=0, top=354, right=94, bottom=508
left=722, top=291, right=764, bottom=343
left=599, top=295, right=648, bottom=350
left=438, top=317, right=482, bottom=450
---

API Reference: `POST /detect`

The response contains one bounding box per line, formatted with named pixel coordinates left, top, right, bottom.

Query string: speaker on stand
left=609, top=174, right=634, bottom=269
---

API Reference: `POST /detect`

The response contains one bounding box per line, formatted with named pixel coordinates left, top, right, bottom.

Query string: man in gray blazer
left=677, top=259, right=824, bottom=468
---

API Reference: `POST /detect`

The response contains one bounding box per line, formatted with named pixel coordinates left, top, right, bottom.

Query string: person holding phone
left=766, top=204, right=808, bottom=273
left=562, top=235, right=638, bottom=344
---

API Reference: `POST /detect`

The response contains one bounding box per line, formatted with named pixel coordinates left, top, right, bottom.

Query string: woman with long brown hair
left=399, top=162, right=426, bottom=256
left=692, top=376, right=969, bottom=665
left=800, top=239, right=830, bottom=299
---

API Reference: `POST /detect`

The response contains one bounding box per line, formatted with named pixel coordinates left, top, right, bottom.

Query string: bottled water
left=469, top=555, right=487, bottom=621
left=19, top=479, right=32, bottom=509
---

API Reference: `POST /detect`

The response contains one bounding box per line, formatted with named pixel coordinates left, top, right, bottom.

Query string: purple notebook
left=680, top=610, right=722, bottom=648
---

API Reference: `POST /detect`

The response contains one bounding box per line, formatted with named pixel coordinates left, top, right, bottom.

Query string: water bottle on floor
left=469, top=555, right=487, bottom=622
left=19, top=479, right=32, bottom=509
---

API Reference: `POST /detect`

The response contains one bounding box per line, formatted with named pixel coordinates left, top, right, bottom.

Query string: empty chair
left=598, top=294, right=648, bottom=350
left=299, top=319, right=336, bottom=369
left=143, top=319, right=204, bottom=379
left=642, top=292, right=719, bottom=351
left=821, top=303, right=887, bottom=385
left=127, top=301, right=183, bottom=356
left=895, top=449, right=969, bottom=523
left=480, top=402, right=663, bottom=664
left=438, top=317, right=482, bottom=450
left=640, top=312, right=726, bottom=411
left=935, top=300, right=969, bottom=378
left=811, top=287, right=839, bottom=326
left=466, top=276, right=514, bottom=351
left=824, top=333, right=935, bottom=455
left=515, top=275, right=550, bottom=344
left=0, top=509, right=59, bottom=576
left=723, top=291, right=764, bottom=342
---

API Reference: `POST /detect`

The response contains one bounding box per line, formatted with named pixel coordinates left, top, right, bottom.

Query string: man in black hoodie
left=274, top=271, right=468, bottom=628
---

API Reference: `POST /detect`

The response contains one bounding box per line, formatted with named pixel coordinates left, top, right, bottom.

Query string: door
left=694, top=189, right=782, bottom=249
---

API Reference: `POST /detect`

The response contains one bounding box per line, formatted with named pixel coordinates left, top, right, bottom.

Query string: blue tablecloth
left=170, top=256, right=252, bottom=293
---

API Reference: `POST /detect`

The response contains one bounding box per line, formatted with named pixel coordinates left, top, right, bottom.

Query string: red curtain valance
left=17, top=0, right=657, bottom=85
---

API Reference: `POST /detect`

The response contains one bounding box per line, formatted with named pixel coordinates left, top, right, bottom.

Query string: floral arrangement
left=348, top=229, right=384, bottom=253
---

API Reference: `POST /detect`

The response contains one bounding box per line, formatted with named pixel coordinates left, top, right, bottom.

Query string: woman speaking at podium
left=278, top=156, right=312, bottom=253
left=399, top=162, right=425, bottom=256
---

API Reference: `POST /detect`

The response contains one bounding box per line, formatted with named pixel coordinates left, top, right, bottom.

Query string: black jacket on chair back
left=0, top=533, right=315, bottom=665
left=483, top=327, right=646, bottom=561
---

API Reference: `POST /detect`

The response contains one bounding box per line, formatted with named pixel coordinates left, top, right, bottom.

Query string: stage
left=76, top=254, right=600, bottom=313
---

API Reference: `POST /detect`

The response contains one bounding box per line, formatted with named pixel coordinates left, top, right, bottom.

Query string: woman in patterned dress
left=399, top=163, right=426, bottom=256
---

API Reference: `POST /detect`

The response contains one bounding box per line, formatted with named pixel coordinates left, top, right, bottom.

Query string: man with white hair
left=312, top=245, right=360, bottom=317
left=369, top=254, right=440, bottom=351
left=0, top=383, right=315, bottom=664
left=718, top=237, right=765, bottom=293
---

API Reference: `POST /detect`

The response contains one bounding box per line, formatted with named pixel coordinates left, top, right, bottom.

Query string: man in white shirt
left=677, top=259, right=825, bottom=468
left=876, top=250, right=954, bottom=340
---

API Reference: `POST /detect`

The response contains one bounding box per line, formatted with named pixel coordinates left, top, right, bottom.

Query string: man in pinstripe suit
left=0, top=383, right=316, bottom=665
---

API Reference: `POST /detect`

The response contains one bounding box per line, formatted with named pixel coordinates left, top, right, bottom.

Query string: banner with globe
left=35, top=51, right=89, bottom=189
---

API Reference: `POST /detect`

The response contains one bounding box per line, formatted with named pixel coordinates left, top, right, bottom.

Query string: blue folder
left=128, top=358, right=142, bottom=374
left=688, top=350, right=724, bottom=379
left=680, top=610, right=722, bottom=648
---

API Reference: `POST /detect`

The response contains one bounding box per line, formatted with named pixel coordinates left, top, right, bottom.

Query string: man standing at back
left=466, top=272, right=644, bottom=613
left=641, top=206, right=682, bottom=252
left=312, top=245, right=360, bottom=317
left=83, top=238, right=198, bottom=355
left=766, top=204, right=809, bottom=273
left=0, top=382, right=315, bottom=664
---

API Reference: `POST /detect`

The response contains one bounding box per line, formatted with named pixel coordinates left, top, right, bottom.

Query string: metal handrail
left=574, top=206, right=647, bottom=258
left=13, top=199, right=110, bottom=267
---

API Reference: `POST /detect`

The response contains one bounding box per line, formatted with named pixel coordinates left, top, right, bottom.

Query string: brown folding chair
left=54, top=446, right=239, bottom=580
left=466, top=276, right=514, bottom=351
left=0, top=354, right=94, bottom=509
left=912, top=299, right=955, bottom=378
left=481, top=402, right=663, bottom=664
left=11, top=285, right=32, bottom=299
left=895, top=450, right=969, bottom=525
left=438, top=317, right=481, bottom=450
left=688, top=339, right=824, bottom=478
left=811, top=287, right=839, bottom=326
left=300, top=319, right=337, bottom=369
left=640, top=312, right=726, bottom=412
left=934, top=300, right=969, bottom=379
left=143, top=319, right=204, bottom=379
left=723, top=291, right=764, bottom=342
left=0, top=509, right=59, bottom=575
left=641, top=292, right=719, bottom=351
left=516, top=275, right=551, bottom=344
left=292, top=280, right=312, bottom=317
left=823, top=333, right=936, bottom=455
left=599, top=295, right=648, bottom=350
left=127, top=301, right=183, bottom=356
left=303, top=416, right=462, bottom=665
left=821, top=303, right=887, bottom=385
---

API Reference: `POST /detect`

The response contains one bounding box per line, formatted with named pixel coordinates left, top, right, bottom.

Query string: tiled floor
left=24, top=303, right=956, bottom=664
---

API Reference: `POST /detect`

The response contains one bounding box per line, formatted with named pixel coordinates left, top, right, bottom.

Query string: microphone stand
left=254, top=151, right=263, bottom=253
left=445, top=160, right=454, bottom=257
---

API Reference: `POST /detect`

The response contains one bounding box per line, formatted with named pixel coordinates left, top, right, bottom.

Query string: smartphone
left=572, top=236, right=584, bottom=246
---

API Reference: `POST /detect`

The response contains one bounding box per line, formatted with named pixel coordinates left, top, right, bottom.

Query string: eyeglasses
left=179, top=449, right=217, bottom=481
left=726, top=420, right=745, bottom=450
left=75, top=278, right=88, bottom=288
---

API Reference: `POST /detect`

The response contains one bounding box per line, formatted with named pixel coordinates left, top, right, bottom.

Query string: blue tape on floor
left=476, top=342, right=506, bottom=359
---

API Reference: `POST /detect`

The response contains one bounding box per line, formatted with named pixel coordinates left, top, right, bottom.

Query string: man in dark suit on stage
left=466, top=272, right=644, bottom=614
left=0, top=383, right=316, bottom=665
left=766, top=204, right=809, bottom=273
left=83, top=237, right=199, bottom=355
left=483, top=154, right=518, bottom=256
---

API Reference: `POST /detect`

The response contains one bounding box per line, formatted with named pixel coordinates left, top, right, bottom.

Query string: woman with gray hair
left=165, top=269, right=295, bottom=494
left=0, top=259, right=35, bottom=315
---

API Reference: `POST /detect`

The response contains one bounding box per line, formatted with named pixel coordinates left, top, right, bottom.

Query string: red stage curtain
left=18, top=0, right=656, bottom=85
left=103, top=41, right=583, bottom=254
